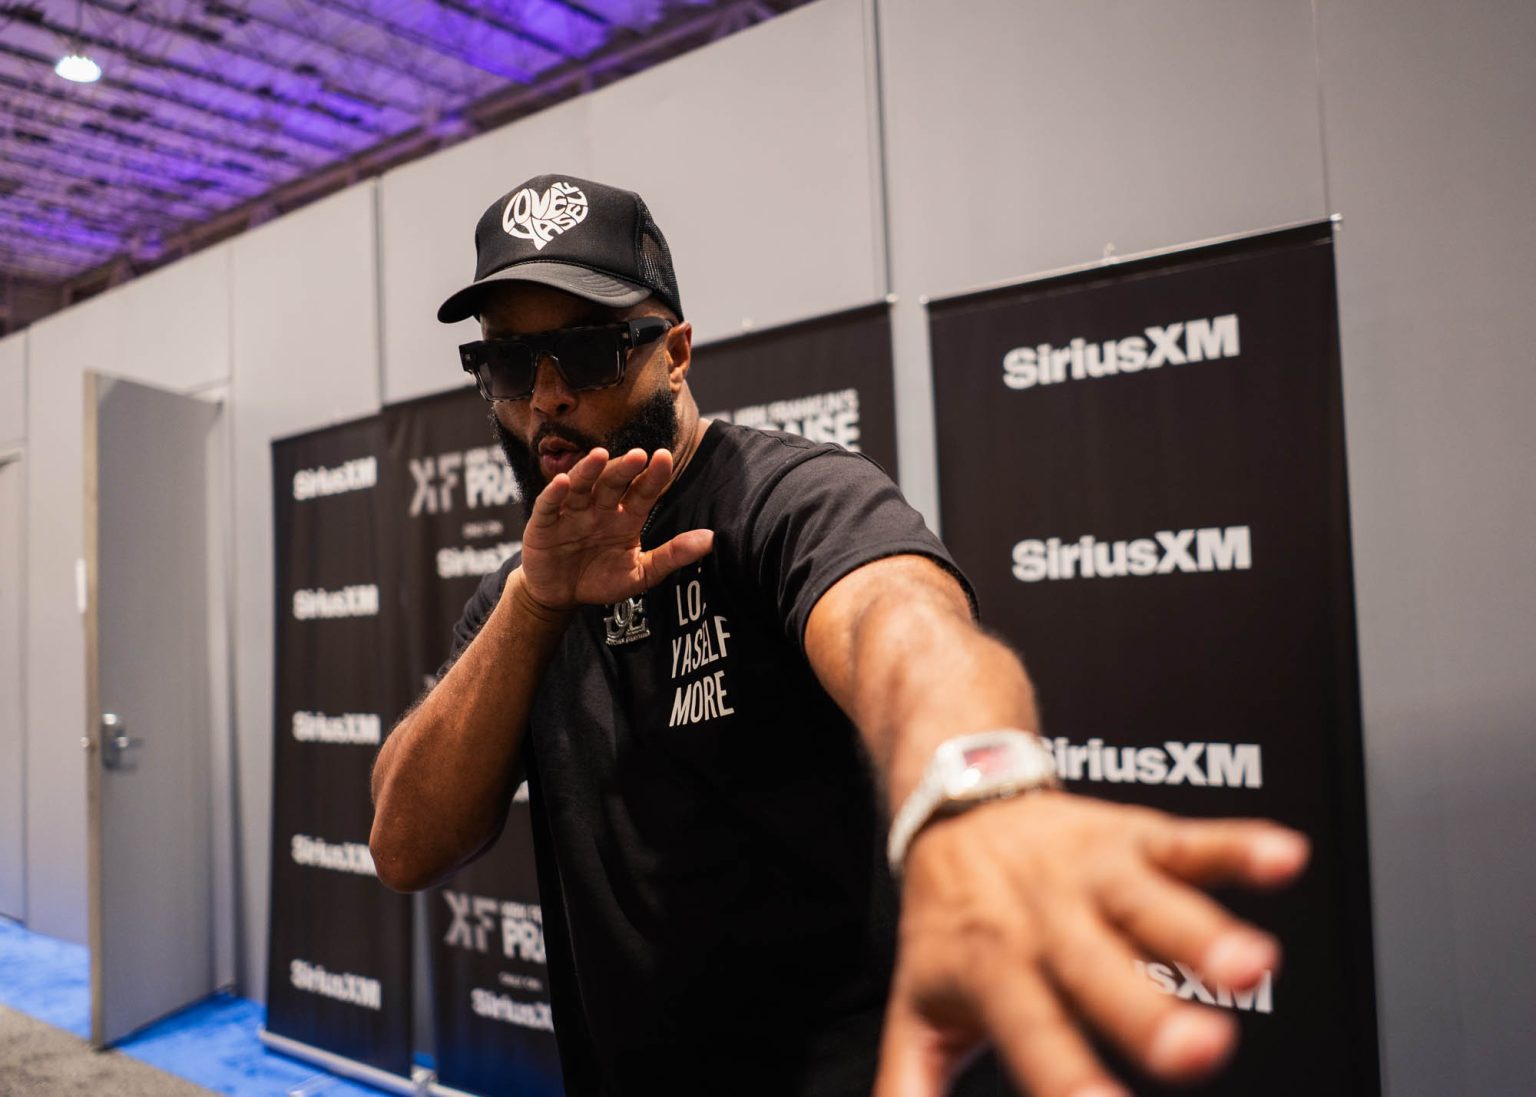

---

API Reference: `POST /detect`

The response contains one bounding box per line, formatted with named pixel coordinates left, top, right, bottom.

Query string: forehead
left=477, top=283, right=620, bottom=337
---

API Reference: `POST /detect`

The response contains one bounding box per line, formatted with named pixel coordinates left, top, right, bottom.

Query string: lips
left=537, top=436, right=582, bottom=477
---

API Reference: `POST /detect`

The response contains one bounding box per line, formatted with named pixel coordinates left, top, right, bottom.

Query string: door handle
left=100, top=713, right=143, bottom=771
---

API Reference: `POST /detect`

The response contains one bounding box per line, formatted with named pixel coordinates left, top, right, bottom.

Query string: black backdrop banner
left=689, top=302, right=899, bottom=477
left=268, top=416, right=414, bottom=1078
left=379, top=386, right=563, bottom=1097
left=928, top=223, right=1379, bottom=1096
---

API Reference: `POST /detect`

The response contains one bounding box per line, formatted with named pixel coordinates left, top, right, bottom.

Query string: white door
left=84, top=373, right=218, bottom=1047
left=0, top=453, right=24, bottom=922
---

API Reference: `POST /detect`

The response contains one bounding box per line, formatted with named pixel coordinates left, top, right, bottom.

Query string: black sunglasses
left=459, top=317, right=673, bottom=402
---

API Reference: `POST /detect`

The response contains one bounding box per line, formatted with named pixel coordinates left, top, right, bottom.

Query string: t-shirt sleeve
left=438, top=553, right=519, bottom=680
left=744, top=448, right=976, bottom=647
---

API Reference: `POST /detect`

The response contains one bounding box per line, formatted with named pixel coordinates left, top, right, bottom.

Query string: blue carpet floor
left=0, top=918, right=410, bottom=1095
left=0, top=916, right=90, bottom=1040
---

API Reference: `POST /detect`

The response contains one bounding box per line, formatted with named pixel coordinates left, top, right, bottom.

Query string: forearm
left=806, top=556, right=1041, bottom=815
left=369, top=568, right=570, bottom=891
left=850, top=590, right=1040, bottom=813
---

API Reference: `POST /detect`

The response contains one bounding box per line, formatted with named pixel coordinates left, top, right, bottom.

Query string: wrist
left=884, top=718, right=1032, bottom=812
left=886, top=729, right=1059, bottom=877
left=901, top=786, right=1062, bottom=867
left=505, top=567, right=575, bottom=628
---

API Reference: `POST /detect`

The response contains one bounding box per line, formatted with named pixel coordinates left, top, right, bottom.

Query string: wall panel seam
left=1311, top=0, right=1335, bottom=215
left=864, top=0, right=894, bottom=297
left=18, top=332, right=27, bottom=925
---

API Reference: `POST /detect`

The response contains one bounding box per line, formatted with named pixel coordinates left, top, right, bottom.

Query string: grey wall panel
left=26, top=247, right=232, bottom=390
left=881, top=0, right=1325, bottom=293
left=19, top=348, right=87, bottom=942
left=1317, top=3, right=1536, bottom=1093
left=379, top=0, right=883, bottom=404
left=0, top=333, right=24, bottom=445
left=229, top=183, right=382, bottom=1001
left=23, top=246, right=233, bottom=944
left=0, top=457, right=24, bottom=922
left=877, top=0, right=1326, bottom=521
left=0, top=336, right=25, bottom=923
left=583, top=0, right=885, bottom=344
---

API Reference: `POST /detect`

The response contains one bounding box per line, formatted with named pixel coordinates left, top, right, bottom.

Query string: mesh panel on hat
left=634, top=197, right=682, bottom=319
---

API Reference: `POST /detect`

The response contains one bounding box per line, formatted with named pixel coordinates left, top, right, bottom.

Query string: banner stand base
left=427, top=1082, right=482, bottom=1097
left=258, top=1027, right=422, bottom=1095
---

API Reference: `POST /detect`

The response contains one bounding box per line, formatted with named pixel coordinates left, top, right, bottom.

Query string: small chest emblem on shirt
left=603, top=596, right=651, bottom=646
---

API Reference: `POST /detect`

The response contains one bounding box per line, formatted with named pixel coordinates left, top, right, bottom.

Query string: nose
left=528, top=354, right=575, bottom=418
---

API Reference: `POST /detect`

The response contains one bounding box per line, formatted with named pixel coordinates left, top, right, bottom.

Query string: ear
left=665, top=320, right=693, bottom=393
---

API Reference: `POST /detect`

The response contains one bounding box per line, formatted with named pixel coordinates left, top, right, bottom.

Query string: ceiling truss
left=0, top=0, right=800, bottom=332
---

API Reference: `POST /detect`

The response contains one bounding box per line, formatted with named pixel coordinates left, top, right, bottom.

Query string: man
left=369, top=175, right=1308, bottom=1097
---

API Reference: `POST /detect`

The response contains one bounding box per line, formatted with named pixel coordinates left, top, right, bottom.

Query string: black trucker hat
left=436, top=173, right=683, bottom=324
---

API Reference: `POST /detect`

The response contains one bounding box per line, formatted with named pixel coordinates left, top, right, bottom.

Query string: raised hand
left=874, top=792, right=1309, bottom=1097
left=518, top=446, right=714, bottom=612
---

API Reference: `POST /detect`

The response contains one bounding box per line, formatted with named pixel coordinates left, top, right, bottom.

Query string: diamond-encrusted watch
left=886, top=730, right=1060, bottom=876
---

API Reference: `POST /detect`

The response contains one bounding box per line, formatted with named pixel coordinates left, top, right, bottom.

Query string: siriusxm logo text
left=292, top=457, right=377, bottom=501
left=292, top=711, right=380, bottom=745
left=1002, top=314, right=1240, bottom=391
left=1046, top=737, right=1263, bottom=789
left=290, top=834, right=376, bottom=876
left=410, top=446, right=519, bottom=517
left=1136, top=960, right=1273, bottom=1014
left=443, top=891, right=546, bottom=964
left=471, top=989, right=554, bottom=1031
left=438, top=540, right=521, bottom=580
left=290, top=960, right=381, bottom=1010
left=292, top=585, right=378, bottom=619
left=1012, top=526, right=1251, bottom=582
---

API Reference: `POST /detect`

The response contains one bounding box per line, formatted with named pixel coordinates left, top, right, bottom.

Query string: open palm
left=519, top=447, right=714, bottom=610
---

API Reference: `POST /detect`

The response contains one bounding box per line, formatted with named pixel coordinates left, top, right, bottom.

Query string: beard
left=492, top=386, right=681, bottom=517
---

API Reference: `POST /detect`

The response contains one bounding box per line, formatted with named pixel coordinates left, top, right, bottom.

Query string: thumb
left=874, top=986, right=975, bottom=1097
left=640, top=529, right=714, bottom=586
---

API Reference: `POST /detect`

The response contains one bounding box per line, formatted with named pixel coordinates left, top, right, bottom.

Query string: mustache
left=531, top=421, right=601, bottom=454
left=489, top=386, right=679, bottom=516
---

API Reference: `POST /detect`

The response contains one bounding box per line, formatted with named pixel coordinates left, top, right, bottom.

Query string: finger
left=1099, top=866, right=1279, bottom=989
left=561, top=448, right=609, bottom=511
left=1144, top=819, right=1309, bottom=890
left=873, top=988, right=973, bottom=1097
left=526, top=474, right=571, bottom=528
left=976, top=965, right=1131, bottom=1097
left=1039, top=901, right=1236, bottom=1085
left=620, top=448, right=675, bottom=513
left=639, top=530, right=714, bottom=586
left=591, top=448, right=648, bottom=510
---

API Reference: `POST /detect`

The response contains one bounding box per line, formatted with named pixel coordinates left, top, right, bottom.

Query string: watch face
left=960, top=742, right=1014, bottom=778
left=939, top=732, right=1056, bottom=800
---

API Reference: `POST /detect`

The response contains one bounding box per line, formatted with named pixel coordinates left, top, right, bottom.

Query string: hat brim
left=436, top=261, right=652, bottom=324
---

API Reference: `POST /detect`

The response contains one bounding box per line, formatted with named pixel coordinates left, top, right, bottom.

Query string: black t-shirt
left=447, top=422, right=975, bottom=1096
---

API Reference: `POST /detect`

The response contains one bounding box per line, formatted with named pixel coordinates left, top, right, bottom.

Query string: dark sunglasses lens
left=552, top=329, right=624, bottom=390
left=479, top=342, right=536, bottom=399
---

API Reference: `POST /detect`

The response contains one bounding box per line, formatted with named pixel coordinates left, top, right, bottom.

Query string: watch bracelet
left=886, top=729, right=1059, bottom=877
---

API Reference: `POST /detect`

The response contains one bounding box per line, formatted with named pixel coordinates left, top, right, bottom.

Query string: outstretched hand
left=518, top=446, right=714, bottom=612
left=874, top=792, right=1308, bottom=1097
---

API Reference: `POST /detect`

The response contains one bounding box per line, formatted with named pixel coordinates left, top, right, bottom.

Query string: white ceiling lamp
left=55, top=0, right=102, bottom=83
left=55, top=53, right=102, bottom=83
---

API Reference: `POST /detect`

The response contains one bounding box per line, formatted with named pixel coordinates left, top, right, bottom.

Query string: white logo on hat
left=502, top=181, right=589, bottom=251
